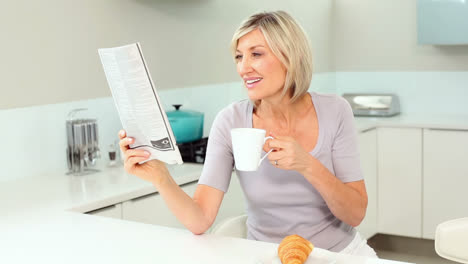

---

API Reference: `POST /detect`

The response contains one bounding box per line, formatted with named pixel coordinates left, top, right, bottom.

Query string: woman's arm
left=267, top=98, right=368, bottom=227
left=119, top=130, right=224, bottom=235
left=267, top=136, right=367, bottom=227
left=153, top=170, right=225, bottom=234
left=302, top=160, right=367, bottom=227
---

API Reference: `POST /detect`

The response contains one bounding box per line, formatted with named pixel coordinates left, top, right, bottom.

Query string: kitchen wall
left=1, top=0, right=467, bottom=182
left=0, top=1, right=334, bottom=182
left=0, top=0, right=333, bottom=110
left=0, top=74, right=334, bottom=183
left=332, top=0, right=468, bottom=116
left=335, top=72, right=468, bottom=116
left=333, top=0, right=468, bottom=71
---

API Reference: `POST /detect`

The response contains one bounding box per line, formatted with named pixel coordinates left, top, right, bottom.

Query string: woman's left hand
left=267, top=135, right=318, bottom=174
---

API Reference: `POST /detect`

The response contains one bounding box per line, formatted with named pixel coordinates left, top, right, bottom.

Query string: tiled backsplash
left=0, top=71, right=466, bottom=182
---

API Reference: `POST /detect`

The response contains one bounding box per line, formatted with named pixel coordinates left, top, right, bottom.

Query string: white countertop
left=0, top=162, right=202, bottom=216
left=0, top=163, right=406, bottom=264
left=354, top=113, right=468, bottom=132
left=6, top=113, right=464, bottom=264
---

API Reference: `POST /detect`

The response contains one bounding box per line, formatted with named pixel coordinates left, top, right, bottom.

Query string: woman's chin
left=246, top=90, right=264, bottom=101
left=247, top=89, right=282, bottom=102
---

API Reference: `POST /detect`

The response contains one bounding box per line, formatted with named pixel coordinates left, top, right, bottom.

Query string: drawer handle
left=427, top=128, right=468, bottom=132
left=361, top=127, right=376, bottom=133
left=129, top=181, right=197, bottom=202
left=131, top=192, right=158, bottom=202
left=86, top=204, right=116, bottom=214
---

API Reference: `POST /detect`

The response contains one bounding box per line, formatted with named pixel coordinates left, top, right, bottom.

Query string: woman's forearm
left=301, top=158, right=367, bottom=227
left=152, top=170, right=212, bottom=235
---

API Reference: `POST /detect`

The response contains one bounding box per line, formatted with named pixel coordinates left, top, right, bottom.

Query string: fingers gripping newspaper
left=98, top=43, right=183, bottom=165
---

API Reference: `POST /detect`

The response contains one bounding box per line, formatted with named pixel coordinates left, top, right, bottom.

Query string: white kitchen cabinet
left=86, top=203, right=122, bottom=219
left=423, top=128, right=468, bottom=239
left=377, top=127, right=422, bottom=238
left=122, top=181, right=197, bottom=229
left=356, top=128, right=378, bottom=239
left=121, top=172, right=246, bottom=232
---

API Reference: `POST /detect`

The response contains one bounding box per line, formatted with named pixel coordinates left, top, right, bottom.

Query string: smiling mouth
left=245, top=78, right=262, bottom=85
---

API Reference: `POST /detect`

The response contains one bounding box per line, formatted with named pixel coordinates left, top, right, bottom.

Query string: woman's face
left=235, top=29, right=287, bottom=101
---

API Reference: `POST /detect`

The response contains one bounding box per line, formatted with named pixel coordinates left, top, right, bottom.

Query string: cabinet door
left=87, top=203, right=122, bottom=219
left=377, top=127, right=422, bottom=238
left=356, top=128, right=378, bottom=239
left=122, top=181, right=197, bottom=229
left=209, top=172, right=247, bottom=232
left=423, top=129, right=468, bottom=239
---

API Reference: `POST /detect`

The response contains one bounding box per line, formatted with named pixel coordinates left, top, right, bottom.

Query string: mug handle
left=258, top=136, right=274, bottom=165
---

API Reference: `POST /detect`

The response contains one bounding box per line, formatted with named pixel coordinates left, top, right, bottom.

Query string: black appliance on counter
left=177, top=137, right=208, bottom=164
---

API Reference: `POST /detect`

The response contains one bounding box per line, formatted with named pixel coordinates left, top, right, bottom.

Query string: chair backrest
left=435, top=217, right=468, bottom=264
left=211, top=214, right=248, bottom=239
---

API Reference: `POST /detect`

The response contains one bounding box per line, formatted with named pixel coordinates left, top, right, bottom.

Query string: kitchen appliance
left=177, top=137, right=207, bottom=164
left=66, top=109, right=101, bottom=175
left=343, top=93, right=400, bottom=117
left=166, top=104, right=204, bottom=144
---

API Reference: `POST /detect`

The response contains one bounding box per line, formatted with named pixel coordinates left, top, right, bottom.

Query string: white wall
left=332, top=0, right=468, bottom=117
left=335, top=72, right=468, bottom=116
left=2, top=0, right=468, bottom=182
left=333, top=0, right=468, bottom=71
left=0, top=0, right=333, bottom=109
left=0, top=74, right=334, bottom=183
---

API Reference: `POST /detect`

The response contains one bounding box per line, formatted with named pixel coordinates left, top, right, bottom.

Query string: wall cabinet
left=423, top=129, right=468, bottom=239
left=86, top=203, right=122, bottom=219
left=377, top=127, right=422, bottom=238
left=356, top=128, right=378, bottom=239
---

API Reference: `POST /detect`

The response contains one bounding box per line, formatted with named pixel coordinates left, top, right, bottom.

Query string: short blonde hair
left=231, top=11, right=313, bottom=103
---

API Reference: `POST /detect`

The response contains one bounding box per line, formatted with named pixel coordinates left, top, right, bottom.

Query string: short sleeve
left=331, top=98, right=363, bottom=183
left=197, top=108, right=235, bottom=193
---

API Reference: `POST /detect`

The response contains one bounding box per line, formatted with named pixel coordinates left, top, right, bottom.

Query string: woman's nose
left=237, top=58, right=253, bottom=75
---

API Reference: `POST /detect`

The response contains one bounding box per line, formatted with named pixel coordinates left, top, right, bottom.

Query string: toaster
left=342, top=93, right=400, bottom=117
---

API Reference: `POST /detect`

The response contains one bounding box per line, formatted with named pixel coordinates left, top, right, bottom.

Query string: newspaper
left=98, top=43, right=183, bottom=165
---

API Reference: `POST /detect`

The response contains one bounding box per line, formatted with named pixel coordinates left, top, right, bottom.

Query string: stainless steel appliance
left=343, top=93, right=400, bottom=117
left=66, top=109, right=101, bottom=175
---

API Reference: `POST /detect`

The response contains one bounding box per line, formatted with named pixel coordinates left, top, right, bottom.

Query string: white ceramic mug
left=231, top=128, right=274, bottom=171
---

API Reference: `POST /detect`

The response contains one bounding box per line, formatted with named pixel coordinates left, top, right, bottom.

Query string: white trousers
left=339, top=232, right=378, bottom=258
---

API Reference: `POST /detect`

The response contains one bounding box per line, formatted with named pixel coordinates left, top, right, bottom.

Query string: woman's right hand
left=118, top=130, right=169, bottom=185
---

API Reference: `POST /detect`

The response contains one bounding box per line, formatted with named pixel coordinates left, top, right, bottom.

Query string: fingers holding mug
left=268, top=151, right=284, bottom=167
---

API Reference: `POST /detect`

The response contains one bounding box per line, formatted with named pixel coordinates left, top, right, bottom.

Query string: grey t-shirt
left=198, top=92, right=363, bottom=252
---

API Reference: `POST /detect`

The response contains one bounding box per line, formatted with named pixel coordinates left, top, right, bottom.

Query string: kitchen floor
left=368, top=234, right=458, bottom=264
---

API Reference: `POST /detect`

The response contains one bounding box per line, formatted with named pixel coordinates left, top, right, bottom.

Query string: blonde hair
left=231, top=11, right=313, bottom=103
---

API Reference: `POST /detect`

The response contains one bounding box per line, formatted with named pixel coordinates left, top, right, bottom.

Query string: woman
left=119, top=11, right=377, bottom=257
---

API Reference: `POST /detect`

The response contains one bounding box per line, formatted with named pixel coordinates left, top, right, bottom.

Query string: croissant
left=278, top=234, right=314, bottom=264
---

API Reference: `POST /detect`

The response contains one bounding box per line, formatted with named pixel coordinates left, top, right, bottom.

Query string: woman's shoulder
left=218, top=99, right=251, bottom=116
left=311, top=92, right=351, bottom=117
left=213, top=99, right=252, bottom=128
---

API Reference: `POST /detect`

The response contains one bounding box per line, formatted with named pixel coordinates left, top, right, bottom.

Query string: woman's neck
left=254, top=92, right=312, bottom=133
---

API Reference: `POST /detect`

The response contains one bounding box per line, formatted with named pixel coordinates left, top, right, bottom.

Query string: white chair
left=211, top=214, right=248, bottom=239
left=435, top=217, right=468, bottom=263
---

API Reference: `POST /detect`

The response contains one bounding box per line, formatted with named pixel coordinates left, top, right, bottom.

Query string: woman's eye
left=253, top=52, right=262, bottom=57
left=235, top=54, right=243, bottom=60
